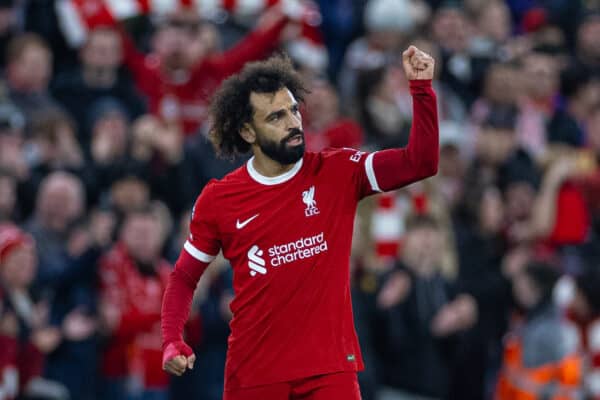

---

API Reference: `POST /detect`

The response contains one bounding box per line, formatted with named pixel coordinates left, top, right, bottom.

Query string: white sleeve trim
left=365, top=152, right=382, bottom=192
left=184, top=241, right=216, bottom=263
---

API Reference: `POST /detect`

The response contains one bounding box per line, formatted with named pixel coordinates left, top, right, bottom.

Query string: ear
left=240, top=123, right=256, bottom=145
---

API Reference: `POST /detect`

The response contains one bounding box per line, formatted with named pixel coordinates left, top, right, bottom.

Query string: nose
left=286, top=111, right=302, bottom=131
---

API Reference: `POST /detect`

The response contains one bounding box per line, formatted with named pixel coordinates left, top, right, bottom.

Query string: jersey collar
left=246, top=156, right=303, bottom=186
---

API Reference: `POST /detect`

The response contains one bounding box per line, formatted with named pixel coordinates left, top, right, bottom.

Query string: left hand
left=402, top=45, right=435, bottom=81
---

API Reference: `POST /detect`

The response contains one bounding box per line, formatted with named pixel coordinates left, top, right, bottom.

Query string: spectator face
left=154, top=13, right=202, bottom=71
left=432, top=7, right=471, bottom=53
left=122, top=213, right=162, bottom=264
left=0, top=243, right=37, bottom=290
left=36, top=173, right=85, bottom=234
left=0, top=175, right=16, bottom=220
left=477, top=1, right=511, bottom=44
left=82, top=29, right=122, bottom=70
left=9, top=44, right=51, bottom=92
left=577, top=17, right=600, bottom=64
left=505, top=182, right=536, bottom=222
left=402, top=224, right=444, bottom=276
left=522, top=53, right=559, bottom=101
left=483, top=64, right=521, bottom=105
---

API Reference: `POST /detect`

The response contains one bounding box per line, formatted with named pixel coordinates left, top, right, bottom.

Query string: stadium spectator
left=24, top=172, right=99, bottom=399
left=119, top=6, right=296, bottom=136
left=5, top=33, right=59, bottom=127
left=0, top=223, right=69, bottom=400
left=51, top=26, right=146, bottom=150
left=495, top=262, right=582, bottom=400
left=98, top=205, right=177, bottom=400
left=375, top=215, right=477, bottom=399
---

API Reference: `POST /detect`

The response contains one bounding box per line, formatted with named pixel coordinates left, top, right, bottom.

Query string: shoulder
left=313, top=148, right=369, bottom=170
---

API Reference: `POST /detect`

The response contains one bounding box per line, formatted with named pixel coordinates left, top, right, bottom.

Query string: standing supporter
left=23, top=172, right=99, bottom=399
left=99, top=204, right=196, bottom=400
left=375, top=215, right=477, bottom=400
left=51, top=27, right=146, bottom=153
left=0, top=223, right=69, bottom=400
left=119, top=6, right=297, bottom=136
left=567, top=266, right=600, bottom=400
left=496, top=262, right=582, bottom=400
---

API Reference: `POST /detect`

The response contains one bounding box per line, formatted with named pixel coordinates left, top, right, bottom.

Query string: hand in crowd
left=31, top=327, right=62, bottom=353
left=132, top=115, right=183, bottom=164
left=430, top=294, right=478, bottom=337
left=377, top=270, right=411, bottom=309
left=61, top=308, right=97, bottom=341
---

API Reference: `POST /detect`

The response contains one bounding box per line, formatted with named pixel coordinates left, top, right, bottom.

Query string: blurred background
left=0, top=0, right=600, bottom=399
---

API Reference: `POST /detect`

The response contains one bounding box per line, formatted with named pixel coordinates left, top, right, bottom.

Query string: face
left=122, top=214, right=162, bottom=264
left=82, top=29, right=122, bottom=70
left=11, top=44, right=51, bottom=91
left=110, top=179, right=149, bottom=214
left=478, top=1, right=511, bottom=43
left=37, top=177, right=84, bottom=233
left=577, top=18, right=600, bottom=61
left=0, top=243, right=37, bottom=289
left=505, top=182, right=536, bottom=222
left=246, top=88, right=304, bottom=165
left=402, top=225, right=444, bottom=276
left=522, top=53, right=559, bottom=100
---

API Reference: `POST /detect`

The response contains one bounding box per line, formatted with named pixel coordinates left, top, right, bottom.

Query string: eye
left=291, top=105, right=299, bottom=114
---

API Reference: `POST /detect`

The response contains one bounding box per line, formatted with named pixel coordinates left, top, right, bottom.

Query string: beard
left=256, top=128, right=305, bottom=165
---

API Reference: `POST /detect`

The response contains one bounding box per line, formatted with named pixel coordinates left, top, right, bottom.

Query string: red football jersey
left=164, top=79, right=438, bottom=390
left=186, top=148, right=380, bottom=388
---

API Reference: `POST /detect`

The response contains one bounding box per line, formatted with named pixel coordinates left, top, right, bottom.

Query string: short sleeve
left=184, top=181, right=221, bottom=263
left=321, top=148, right=381, bottom=200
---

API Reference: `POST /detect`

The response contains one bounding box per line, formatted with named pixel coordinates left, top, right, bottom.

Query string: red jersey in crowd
left=162, top=80, right=438, bottom=390
left=99, top=243, right=172, bottom=389
left=121, top=19, right=287, bottom=135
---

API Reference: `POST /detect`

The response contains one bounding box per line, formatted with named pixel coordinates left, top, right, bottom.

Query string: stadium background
left=1, top=0, right=600, bottom=399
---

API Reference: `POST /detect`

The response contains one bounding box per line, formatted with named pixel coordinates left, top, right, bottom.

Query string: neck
left=251, top=149, right=296, bottom=177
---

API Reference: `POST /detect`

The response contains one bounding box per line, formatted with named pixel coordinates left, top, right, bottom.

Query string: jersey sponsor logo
left=302, top=186, right=320, bottom=217
left=269, top=232, right=328, bottom=267
left=247, top=233, right=329, bottom=276
left=349, top=150, right=365, bottom=162
left=236, top=214, right=259, bottom=229
left=247, top=245, right=267, bottom=276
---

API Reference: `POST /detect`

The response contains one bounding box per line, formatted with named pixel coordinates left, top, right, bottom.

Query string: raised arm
left=361, top=46, right=439, bottom=196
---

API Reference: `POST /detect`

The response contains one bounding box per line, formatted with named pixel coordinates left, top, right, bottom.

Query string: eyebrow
left=264, top=103, right=299, bottom=122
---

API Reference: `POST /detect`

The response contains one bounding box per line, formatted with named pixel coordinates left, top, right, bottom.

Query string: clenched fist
left=402, top=45, right=435, bottom=81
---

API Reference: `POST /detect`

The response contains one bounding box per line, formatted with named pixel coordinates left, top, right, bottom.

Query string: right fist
left=162, top=341, right=196, bottom=376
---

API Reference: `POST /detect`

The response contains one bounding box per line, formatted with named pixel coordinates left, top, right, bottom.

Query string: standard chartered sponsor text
left=268, top=232, right=328, bottom=267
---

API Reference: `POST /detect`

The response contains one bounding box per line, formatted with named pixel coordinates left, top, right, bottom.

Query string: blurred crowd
left=1, top=0, right=600, bottom=399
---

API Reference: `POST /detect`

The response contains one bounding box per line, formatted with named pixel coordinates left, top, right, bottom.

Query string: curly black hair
left=208, top=54, right=307, bottom=158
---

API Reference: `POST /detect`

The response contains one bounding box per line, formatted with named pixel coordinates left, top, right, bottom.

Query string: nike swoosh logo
left=236, top=214, right=259, bottom=229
